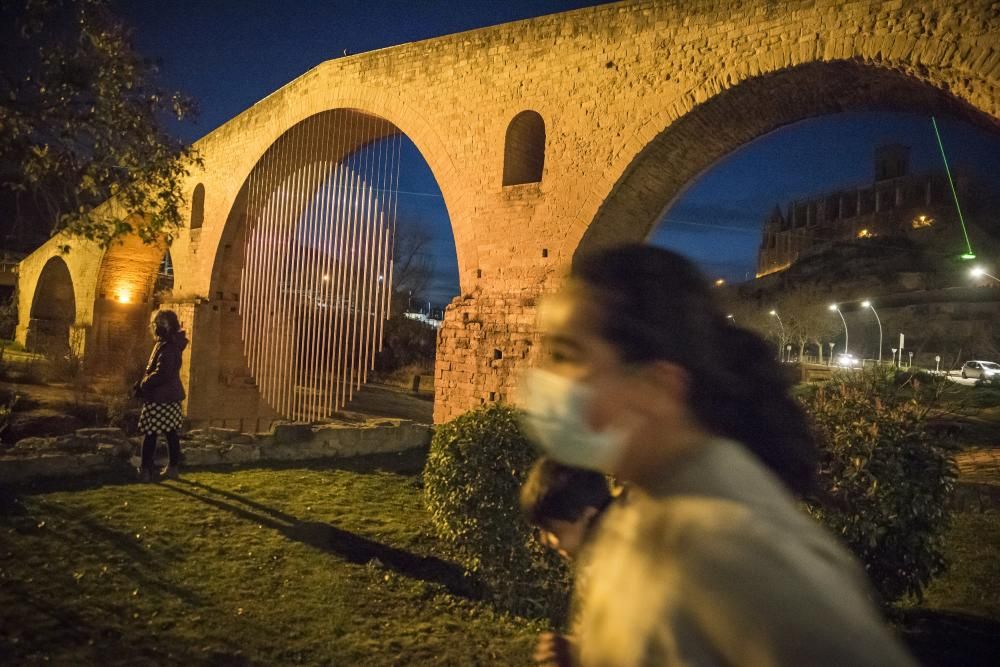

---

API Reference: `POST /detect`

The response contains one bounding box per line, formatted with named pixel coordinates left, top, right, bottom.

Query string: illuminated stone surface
left=15, top=0, right=1000, bottom=426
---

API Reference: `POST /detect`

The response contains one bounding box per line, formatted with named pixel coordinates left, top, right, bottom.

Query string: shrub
left=801, top=370, right=958, bottom=605
left=375, top=315, right=437, bottom=376
left=423, top=403, right=570, bottom=621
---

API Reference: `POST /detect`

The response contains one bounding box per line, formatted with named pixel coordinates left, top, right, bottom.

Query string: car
left=961, top=360, right=1000, bottom=381
left=835, top=353, right=860, bottom=368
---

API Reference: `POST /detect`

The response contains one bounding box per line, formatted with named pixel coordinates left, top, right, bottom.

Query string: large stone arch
left=89, top=233, right=170, bottom=365
left=184, top=107, right=460, bottom=429
left=577, top=47, right=1000, bottom=258
left=25, top=257, right=77, bottom=354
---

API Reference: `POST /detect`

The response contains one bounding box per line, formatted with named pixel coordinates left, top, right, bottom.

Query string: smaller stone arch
left=190, top=183, right=205, bottom=229
left=26, top=257, right=76, bottom=353
left=502, top=110, right=545, bottom=186
left=91, top=235, right=169, bottom=365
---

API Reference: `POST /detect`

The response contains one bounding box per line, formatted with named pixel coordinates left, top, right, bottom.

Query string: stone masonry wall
left=434, top=289, right=542, bottom=424
left=0, top=419, right=431, bottom=486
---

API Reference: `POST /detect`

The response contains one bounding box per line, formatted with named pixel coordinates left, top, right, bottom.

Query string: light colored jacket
left=572, top=438, right=917, bottom=667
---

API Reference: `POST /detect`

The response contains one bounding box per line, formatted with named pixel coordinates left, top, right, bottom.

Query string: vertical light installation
left=238, top=111, right=400, bottom=421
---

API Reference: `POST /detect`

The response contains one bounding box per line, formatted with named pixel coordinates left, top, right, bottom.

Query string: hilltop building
left=756, top=145, right=967, bottom=277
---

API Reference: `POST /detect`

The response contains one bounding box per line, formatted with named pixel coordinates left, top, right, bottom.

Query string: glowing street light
left=714, top=278, right=726, bottom=287
left=769, top=310, right=785, bottom=361
left=726, top=314, right=735, bottom=324
left=829, top=304, right=849, bottom=356
left=970, top=266, right=999, bottom=282
left=861, top=300, right=883, bottom=365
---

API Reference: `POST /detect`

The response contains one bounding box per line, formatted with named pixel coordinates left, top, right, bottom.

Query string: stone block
left=75, top=427, right=128, bottom=442
left=272, top=422, right=314, bottom=444
left=207, top=427, right=241, bottom=441
left=217, top=443, right=260, bottom=464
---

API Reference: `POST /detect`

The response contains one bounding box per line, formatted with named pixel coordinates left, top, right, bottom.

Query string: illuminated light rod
left=931, top=116, right=976, bottom=260
left=971, top=266, right=999, bottom=282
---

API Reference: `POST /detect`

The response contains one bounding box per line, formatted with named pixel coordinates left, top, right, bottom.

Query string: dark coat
left=138, top=331, right=188, bottom=404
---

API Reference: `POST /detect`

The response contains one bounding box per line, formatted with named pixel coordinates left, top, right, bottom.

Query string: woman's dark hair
left=153, top=309, right=181, bottom=339
left=572, top=244, right=816, bottom=497
left=520, top=458, right=612, bottom=528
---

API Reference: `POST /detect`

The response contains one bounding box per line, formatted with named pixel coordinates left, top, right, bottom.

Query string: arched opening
left=581, top=60, right=1000, bottom=369
left=26, top=257, right=75, bottom=354
left=190, top=183, right=205, bottom=230
left=578, top=60, right=1000, bottom=258
left=502, top=110, right=545, bottom=186
left=203, top=109, right=458, bottom=430
left=91, top=234, right=170, bottom=366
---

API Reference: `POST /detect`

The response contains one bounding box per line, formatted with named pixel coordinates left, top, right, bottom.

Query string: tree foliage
left=390, top=215, right=434, bottom=313
left=0, top=0, right=199, bottom=250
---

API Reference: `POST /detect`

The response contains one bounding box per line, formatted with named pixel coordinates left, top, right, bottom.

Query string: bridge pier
left=434, top=290, right=541, bottom=424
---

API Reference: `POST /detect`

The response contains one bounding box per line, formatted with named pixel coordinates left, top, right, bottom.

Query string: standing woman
left=521, top=244, right=916, bottom=667
left=135, top=310, right=188, bottom=482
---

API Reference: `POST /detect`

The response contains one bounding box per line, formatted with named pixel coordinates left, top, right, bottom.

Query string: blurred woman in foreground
left=520, top=244, right=915, bottom=667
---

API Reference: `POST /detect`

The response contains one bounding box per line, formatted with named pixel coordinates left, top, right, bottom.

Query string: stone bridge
left=16, top=0, right=1000, bottom=428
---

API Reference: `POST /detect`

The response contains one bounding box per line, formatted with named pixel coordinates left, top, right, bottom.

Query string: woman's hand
left=532, top=632, right=575, bottom=667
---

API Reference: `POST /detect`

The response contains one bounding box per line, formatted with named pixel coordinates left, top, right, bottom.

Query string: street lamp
left=861, top=300, right=883, bottom=365
left=970, top=266, right=1000, bottom=282
left=769, top=310, right=785, bottom=361
left=726, top=314, right=736, bottom=324
left=828, top=304, right=849, bottom=356
left=891, top=347, right=898, bottom=366
left=828, top=342, right=835, bottom=366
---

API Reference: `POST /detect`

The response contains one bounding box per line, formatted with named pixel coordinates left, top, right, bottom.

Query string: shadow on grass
left=164, top=478, right=477, bottom=599
left=1, top=578, right=258, bottom=667
left=0, top=448, right=430, bottom=503
left=30, top=499, right=207, bottom=607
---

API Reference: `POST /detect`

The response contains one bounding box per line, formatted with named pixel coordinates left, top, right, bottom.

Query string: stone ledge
left=0, top=419, right=433, bottom=486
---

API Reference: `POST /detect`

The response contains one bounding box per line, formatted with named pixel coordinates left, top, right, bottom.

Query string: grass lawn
left=920, top=511, right=1000, bottom=619
left=0, top=450, right=544, bottom=666
left=898, top=510, right=1000, bottom=667
left=1, top=449, right=997, bottom=666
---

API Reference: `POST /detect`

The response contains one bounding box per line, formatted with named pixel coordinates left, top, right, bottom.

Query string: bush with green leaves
left=423, top=403, right=570, bottom=621
left=801, top=370, right=957, bottom=605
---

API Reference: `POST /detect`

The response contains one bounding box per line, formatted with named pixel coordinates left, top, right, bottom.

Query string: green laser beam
left=931, top=116, right=975, bottom=258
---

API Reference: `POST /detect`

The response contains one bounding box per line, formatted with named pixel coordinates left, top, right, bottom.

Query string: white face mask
left=518, top=368, right=632, bottom=473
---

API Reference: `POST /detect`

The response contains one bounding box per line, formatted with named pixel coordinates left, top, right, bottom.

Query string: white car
left=835, top=353, right=860, bottom=368
left=961, top=360, right=1000, bottom=381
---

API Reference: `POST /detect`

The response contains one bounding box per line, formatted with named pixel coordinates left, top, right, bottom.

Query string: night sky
left=119, top=0, right=1000, bottom=305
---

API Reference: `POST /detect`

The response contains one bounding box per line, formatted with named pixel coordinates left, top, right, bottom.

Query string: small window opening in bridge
left=493, top=348, right=502, bottom=360
left=476, top=268, right=482, bottom=279
left=488, top=391, right=496, bottom=401
left=190, top=183, right=205, bottom=229
left=462, top=312, right=469, bottom=322
left=503, top=110, right=545, bottom=186
left=541, top=248, right=548, bottom=258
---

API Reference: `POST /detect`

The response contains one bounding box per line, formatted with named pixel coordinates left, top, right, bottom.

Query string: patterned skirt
left=138, top=401, right=183, bottom=435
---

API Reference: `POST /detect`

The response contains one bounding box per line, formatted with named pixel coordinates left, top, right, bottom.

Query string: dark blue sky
left=119, top=0, right=1000, bottom=304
